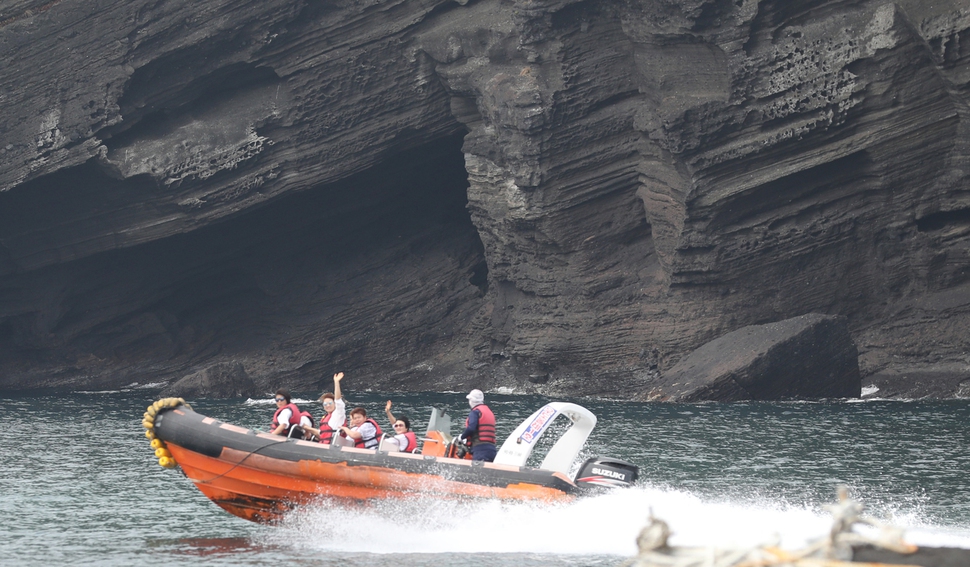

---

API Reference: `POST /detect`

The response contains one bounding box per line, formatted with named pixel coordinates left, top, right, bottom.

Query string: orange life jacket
left=402, top=430, right=418, bottom=453
left=352, top=417, right=382, bottom=449
left=466, top=404, right=496, bottom=445
left=317, top=412, right=347, bottom=444
left=271, top=403, right=302, bottom=432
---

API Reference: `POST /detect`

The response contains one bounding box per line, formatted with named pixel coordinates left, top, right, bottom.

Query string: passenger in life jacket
left=340, top=407, right=382, bottom=449
left=303, top=372, right=349, bottom=445
left=298, top=410, right=315, bottom=440
left=382, top=400, right=418, bottom=453
left=459, top=389, right=497, bottom=462
left=270, top=389, right=303, bottom=437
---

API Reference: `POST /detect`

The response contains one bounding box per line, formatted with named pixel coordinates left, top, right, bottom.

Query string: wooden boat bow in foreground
left=621, top=488, right=966, bottom=567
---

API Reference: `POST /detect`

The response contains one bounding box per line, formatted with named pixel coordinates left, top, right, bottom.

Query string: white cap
left=466, top=389, right=484, bottom=404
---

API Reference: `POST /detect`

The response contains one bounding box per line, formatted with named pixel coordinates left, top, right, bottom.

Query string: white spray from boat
left=258, top=485, right=970, bottom=556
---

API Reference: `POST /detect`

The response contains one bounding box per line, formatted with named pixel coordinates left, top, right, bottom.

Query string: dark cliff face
left=1, top=0, right=968, bottom=397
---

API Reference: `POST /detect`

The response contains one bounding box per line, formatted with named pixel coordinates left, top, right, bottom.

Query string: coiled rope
left=141, top=397, right=295, bottom=482
left=142, top=397, right=192, bottom=469
left=621, top=487, right=919, bottom=567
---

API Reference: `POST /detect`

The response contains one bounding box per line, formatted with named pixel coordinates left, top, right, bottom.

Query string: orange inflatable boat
left=142, top=399, right=638, bottom=523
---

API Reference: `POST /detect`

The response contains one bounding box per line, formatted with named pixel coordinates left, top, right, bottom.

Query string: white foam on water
left=905, top=525, right=970, bottom=549
left=254, top=485, right=970, bottom=557
left=78, top=381, right=165, bottom=394
left=245, top=397, right=318, bottom=405
left=860, top=385, right=880, bottom=397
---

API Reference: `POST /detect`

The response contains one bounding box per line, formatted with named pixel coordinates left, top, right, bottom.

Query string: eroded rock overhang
left=0, top=0, right=968, bottom=397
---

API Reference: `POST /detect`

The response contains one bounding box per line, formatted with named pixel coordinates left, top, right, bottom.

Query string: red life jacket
left=402, top=430, right=418, bottom=453
left=465, top=404, right=496, bottom=445
left=299, top=411, right=315, bottom=427
left=317, top=412, right=347, bottom=444
left=353, top=418, right=383, bottom=449
left=271, top=403, right=302, bottom=432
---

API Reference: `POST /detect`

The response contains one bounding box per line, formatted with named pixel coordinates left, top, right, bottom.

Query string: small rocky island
left=0, top=0, right=968, bottom=400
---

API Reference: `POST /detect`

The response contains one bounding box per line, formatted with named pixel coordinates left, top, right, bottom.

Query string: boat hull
left=153, top=407, right=577, bottom=522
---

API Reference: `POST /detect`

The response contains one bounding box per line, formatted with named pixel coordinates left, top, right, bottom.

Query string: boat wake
left=255, top=485, right=970, bottom=556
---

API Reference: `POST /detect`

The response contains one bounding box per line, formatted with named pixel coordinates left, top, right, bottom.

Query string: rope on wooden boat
left=142, top=397, right=191, bottom=469
left=620, top=489, right=921, bottom=567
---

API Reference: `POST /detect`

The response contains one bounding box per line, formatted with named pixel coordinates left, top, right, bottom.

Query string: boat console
left=428, top=401, right=640, bottom=490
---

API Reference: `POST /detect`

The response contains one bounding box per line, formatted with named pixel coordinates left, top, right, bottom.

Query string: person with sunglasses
left=270, top=389, right=303, bottom=437
left=304, top=372, right=348, bottom=445
left=382, top=400, right=418, bottom=453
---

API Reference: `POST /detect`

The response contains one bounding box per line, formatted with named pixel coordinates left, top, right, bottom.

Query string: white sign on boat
left=494, top=402, right=597, bottom=474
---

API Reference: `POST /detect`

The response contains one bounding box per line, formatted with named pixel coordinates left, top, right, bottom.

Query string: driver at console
left=459, top=389, right=497, bottom=462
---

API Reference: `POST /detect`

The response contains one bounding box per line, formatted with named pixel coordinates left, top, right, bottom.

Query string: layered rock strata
left=0, top=0, right=968, bottom=399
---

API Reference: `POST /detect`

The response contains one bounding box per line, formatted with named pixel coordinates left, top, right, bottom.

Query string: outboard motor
left=574, top=456, right=639, bottom=490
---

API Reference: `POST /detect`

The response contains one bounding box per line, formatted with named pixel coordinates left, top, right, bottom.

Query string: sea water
left=1, top=388, right=968, bottom=566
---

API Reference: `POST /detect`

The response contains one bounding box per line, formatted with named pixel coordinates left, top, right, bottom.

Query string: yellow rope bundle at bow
left=142, top=397, right=191, bottom=468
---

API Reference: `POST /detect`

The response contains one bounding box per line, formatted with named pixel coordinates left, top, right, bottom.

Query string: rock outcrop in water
left=643, top=313, right=860, bottom=401
left=160, top=361, right=258, bottom=399
left=0, top=0, right=968, bottom=399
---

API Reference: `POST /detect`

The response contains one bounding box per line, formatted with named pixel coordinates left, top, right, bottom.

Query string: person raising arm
left=383, top=400, right=418, bottom=453
left=304, top=372, right=347, bottom=444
